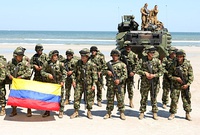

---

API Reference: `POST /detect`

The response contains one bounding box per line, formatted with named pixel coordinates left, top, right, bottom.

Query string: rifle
left=98, top=73, right=105, bottom=90
left=81, top=68, right=87, bottom=110
left=176, top=66, right=189, bottom=100
left=13, top=66, right=19, bottom=78
left=146, top=61, right=155, bottom=99
left=106, top=61, right=121, bottom=94
left=49, top=63, right=57, bottom=83
left=65, top=62, right=72, bottom=79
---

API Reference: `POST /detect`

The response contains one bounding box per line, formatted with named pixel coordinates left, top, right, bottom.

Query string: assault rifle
left=147, top=61, right=155, bottom=99
left=176, top=66, right=189, bottom=100
left=13, top=66, right=19, bottom=78
left=49, top=63, right=57, bottom=83
left=106, top=61, right=121, bottom=94
left=81, top=68, right=87, bottom=109
left=65, top=62, right=72, bottom=79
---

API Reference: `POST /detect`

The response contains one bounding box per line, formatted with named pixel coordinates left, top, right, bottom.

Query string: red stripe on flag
left=7, top=97, right=60, bottom=111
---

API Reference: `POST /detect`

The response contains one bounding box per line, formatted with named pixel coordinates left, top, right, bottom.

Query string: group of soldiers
left=140, top=3, right=164, bottom=31
left=0, top=42, right=194, bottom=121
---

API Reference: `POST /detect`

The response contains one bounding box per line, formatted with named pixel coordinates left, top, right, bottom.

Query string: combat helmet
left=168, top=46, right=177, bottom=54
left=66, top=49, right=74, bottom=55
left=124, top=40, right=131, bottom=47
left=16, top=46, right=26, bottom=52
left=13, top=48, right=24, bottom=57
left=145, top=46, right=156, bottom=53
left=79, top=48, right=90, bottom=57
left=90, top=46, right=98, bottom=52
left=176, top=49, right=186, bottom=57
left=49, top=50, right=59, bottom=59
left=110, top=49, right=121, bottom=56
left=35, top=44, right=44, bottom=51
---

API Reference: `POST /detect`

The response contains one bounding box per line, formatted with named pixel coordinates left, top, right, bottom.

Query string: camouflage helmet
left=16, top=46, right=26, bottom=52
left=13, top=48, right=24, bottom=57
left=124, top=40, right=131, bottom=47
left=176, top=49, right=186, bottom=57
left=79, top=48, right=90, bottom=57
left=110, top=49, right=121, bottom=56
left=49, top=50, right=59, bottom=59
left=145, top=46, right=156, bottom=53
left=90, top=46, right=98, bottom=52
left=168, top=46, right=177, bottom=54
left=66, top=49, right=74, bottom=55
left=35, top=44, right=44, bottom=51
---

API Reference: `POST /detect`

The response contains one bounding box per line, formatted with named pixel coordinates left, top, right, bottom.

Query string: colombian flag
left=7, top=78, right=61, bottom=111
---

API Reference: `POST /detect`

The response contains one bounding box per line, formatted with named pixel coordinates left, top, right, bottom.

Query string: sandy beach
left=0, top=44, right=200, bottom=135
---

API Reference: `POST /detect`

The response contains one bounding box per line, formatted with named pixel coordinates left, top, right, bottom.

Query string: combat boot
left=168, top=113, right=175, bottom=120
left=138, top=112, right=144, bottom=120
left=58, top=111, right=63, bottom=118
left=0, top=106, right=6, bottom=116
left=129, top=99, right=134, bottom=108
left=104, top=111, right=112, bottom=119
left=42, top=111, right=50, bottom=117
left=87, top=110, right=93, bottom=119
left=162, top=104, right=167, bottom=109
left=27, top=108, right=32, bottom=117
left=64, top=99, right=69, bottom=105
left=97, top=101, right=102, bottom=107
left=70, top=110, right=79, bottom=119
left=186, top=113, right=192, bottom=121
left=9, top=106, right=17, bottom=117
left=153, top=113, right=158, bottom=120
left=120, top=111, right=126, bottom=120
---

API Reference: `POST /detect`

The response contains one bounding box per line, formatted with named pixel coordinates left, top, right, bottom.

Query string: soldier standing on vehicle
left=136, top=46, right=163, bottom=120
left=30, top=44, right=48, bottom=82
left=70, top=48, right=97, bottom=119
left=168, top=49, right=194, bottom=121
left=0, top=56, right=7, bottom=116
left=62, top=49, right=78, bottom=105
left=7, top=48, right=32, bottom=117
left=162, top=47, right=177, bottom=109
left=89, top=46, right=106, bottom=107
left=103, top=49, right=127, bottom=120
left=140, top=3, right=150, bottom=30
left=151, top=5, right=159, bottom=25
left=41, top=50, right=66, bottom=118
left=120, top=41, right=138, bottom=108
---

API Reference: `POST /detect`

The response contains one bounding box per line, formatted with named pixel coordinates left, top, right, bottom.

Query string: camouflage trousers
left=162, top=79, right=171, bottom=105
left=0, top=86, right=6, bottom=107
left=73, top=83, right=94, bottom=110
left=169, top=87, right=191, bottom=114
left=60, top=87, right=65, bottom=112
left=124, top=77, right=134, bottom=99
left=106, top=84, right=125, bottom=112
left=65, top=78, right=73, bottom=100
left=94, top=81, right=103, bottom=102
left=139, top=82, right=159, bottom=113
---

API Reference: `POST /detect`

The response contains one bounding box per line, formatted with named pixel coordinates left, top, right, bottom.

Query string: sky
left=0, top=0, right=199, bottom=32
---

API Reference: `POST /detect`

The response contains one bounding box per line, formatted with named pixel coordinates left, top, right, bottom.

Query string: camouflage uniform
left=0, top=56, right=7, bottom=116
left=70, top=48, right=98, bottom=119
left=120, top=41, right=138, bottom=108
left=161, top=47, right=177, bottom=108
left=16, top=46, right=30, bottom=64
left=89, top=46, right=106, bottom=107
left=41, top=50, right=66, bottom=118
left=30, top=44, right=48, bottom=81
left=7, top=48, right=32, bottom=117
left=103, top=49, right=127, bottom=120
left=62, top=49, right=78, bottom=104
left=136, top=46, right=163, bottom=120
left=168, top=49, right=194, bottom=121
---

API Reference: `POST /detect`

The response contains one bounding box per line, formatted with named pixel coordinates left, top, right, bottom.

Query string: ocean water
left=0, top=30, right=200, bottom=47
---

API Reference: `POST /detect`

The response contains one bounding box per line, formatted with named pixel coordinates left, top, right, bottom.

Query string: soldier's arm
left=187, top=62, right=194, bottom=86
left=153, top=59, right=164, bottom=78
left=92, top=63, right=98, bottom=86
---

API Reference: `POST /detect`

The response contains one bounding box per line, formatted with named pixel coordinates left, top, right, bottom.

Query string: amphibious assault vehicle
left=116, top=15, right=172, bottom=60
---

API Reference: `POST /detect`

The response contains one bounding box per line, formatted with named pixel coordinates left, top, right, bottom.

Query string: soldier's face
left=91, top=50, right=97, bottom=56
left=81, top=55, right=88, bottom=63
left=147, top=51, right=155, bottom=58
left=112, top=54, right=119, bottom=62
left=16, top=55, right=23, bottom=62
left=67, top=54, right=73, bottom=60
left=177, top=55, right=184, bottom=63
left=52, top=54, right=58, bottom=62
left=37, top=50, right=42, bottom=55
left=126, top=46, right=131, bottom=52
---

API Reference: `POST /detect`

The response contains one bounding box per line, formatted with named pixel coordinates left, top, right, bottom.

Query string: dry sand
left=0, top=44, right=200, bottom=135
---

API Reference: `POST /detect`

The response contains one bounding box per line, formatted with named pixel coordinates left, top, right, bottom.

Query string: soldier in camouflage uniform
left=103, top=49, right=127, bottom=120
left=0, top=55, right=7, bottom=116
left=16, top=46, right=30, bottom=64
left=62, top=49, right=78, bottom=105
left=41, top=50, right=66, bottom=118
left=89, top=46, right=106, bottom=107
left=7, top=48, right=32, bottom=117
left=30, top=44, right=48, bottom=81
left=120, top=41, right=138, bottom=108
left=161, top=47, right=177, bottom=109
left=136, top=46, right=163, bottom=120
left=70, top=48, right=98, bottom=119
left=168, top=49, right=194, bottom=121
